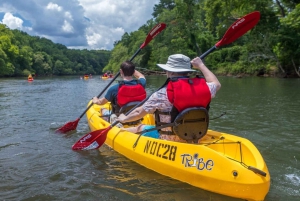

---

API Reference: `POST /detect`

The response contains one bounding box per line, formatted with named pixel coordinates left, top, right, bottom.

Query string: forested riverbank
left=104, top=1, right=300, bottom=78
left=0, top=24, right=110, bottom=77
left=1, top=1, right=299, bottom=78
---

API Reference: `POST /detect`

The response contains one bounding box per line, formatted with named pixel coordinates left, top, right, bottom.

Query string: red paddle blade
left=55, top=118, right=80, bottom=134
left=216, top=11, right=260, bottom=47
left=72, top=127, right=111, bottom=150
left=140, top=23, right=166, bottom=49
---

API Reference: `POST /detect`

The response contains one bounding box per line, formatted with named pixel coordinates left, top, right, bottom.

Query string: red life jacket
left=166, top=77, right=211, bottom=112
left=117, top=80, right=146, bottom=107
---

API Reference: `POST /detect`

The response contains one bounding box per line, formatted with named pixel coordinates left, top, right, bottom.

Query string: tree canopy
left=1, top=0, right=299, bottom=78
left=0, top=24, right=110, bottom=77
left=105, top=0, right=300, bottom=77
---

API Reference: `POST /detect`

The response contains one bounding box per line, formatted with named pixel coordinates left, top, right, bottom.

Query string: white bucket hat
left=157, top=54, right=195, bottom=72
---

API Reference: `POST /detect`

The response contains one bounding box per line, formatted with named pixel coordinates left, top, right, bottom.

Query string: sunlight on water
left=0, top=76, right=300, bottom=201
left=286, top=174, right=300, bottom=187
left=49, top=122, right=64, bottom=130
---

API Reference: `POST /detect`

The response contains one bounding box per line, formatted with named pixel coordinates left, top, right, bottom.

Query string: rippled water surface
left=0, top=76, right=299, bottom=201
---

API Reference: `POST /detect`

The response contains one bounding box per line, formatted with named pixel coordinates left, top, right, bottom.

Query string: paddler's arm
left=133, top=70, right=145, bottom=80
left=92, top=97, right=108, bottom=105
left=117, top=106, right=147, bottom=123
left=191, top=57, right=221, bottom=91
left=92, top=86, right=113, bottom=105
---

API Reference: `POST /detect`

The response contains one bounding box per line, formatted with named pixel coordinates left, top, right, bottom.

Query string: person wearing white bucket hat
left=117, top=54, right=221, bottom=142
left=157, top=54, right=195, bottom=72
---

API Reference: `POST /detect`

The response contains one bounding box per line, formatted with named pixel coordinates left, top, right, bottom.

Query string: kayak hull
left=86, top=102, right=270, bottom=201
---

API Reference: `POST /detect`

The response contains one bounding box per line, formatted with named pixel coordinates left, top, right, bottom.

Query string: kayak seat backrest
left=173, top=107, right=209, bottom=143
left=118, top=101, right=143, bottom=126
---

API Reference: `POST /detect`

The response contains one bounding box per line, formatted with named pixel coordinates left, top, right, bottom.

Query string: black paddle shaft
left=200, top=46, right=217, bottom=60
left=78, top=48, right=142, bottom=119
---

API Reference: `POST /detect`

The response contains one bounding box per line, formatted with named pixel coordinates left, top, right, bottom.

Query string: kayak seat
left=118, top=101, right=143, bottom=126
left=173, top=107, right=209, bottom=143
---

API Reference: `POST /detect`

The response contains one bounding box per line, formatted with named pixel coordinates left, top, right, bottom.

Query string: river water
left=0, top=75, right=299, bottom=201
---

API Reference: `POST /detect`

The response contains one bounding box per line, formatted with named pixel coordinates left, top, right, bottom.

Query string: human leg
left=121, top=124, right=160, bottom=139
left=101, top=108, right=111, bottom=122
left=109, top=114, right=123, bottom=128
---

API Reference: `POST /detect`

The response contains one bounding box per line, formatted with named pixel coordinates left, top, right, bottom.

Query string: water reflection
left=0, top=76, right=299, bottom=200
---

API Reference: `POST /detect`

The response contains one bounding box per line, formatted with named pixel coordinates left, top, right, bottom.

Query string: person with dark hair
left=116, top=54, right=221, bottom=141
left=92, top=61, right=146, bottom=123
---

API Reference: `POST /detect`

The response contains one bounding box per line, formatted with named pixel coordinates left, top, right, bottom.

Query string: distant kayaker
left=116, top=54, right=221, bottom=142
left=92, top=61, right=146, bottom=122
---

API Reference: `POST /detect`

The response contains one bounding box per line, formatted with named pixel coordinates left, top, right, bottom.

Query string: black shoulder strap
left=118, top=79, right=140, bottom=86
left=195, top=75, right=207, bottom=82
left=118, top=80, right=125, bottom=86
left=170, top=76, right=191, bottom=81
left=170, top=77, right=179, bottom=82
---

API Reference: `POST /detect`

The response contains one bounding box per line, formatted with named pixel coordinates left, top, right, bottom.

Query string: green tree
left=53, top=60, right=65, bottom=75
left=104, top=43, right=128, bottom=73
left=276, top=3, right=300, bottom=76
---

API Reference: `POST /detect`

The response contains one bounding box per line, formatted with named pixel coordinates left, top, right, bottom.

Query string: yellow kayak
left=28, top=74, right=33, bottom=81
left=101, top=76, right=109, bottom=80
left=86, top=101, right=270, bottom=201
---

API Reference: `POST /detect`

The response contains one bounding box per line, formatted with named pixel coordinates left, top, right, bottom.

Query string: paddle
left=72, top=97, right=149, bottom=150
left=199, top=11, right=260, bottom=59
left=72, top=78, right=171, bottom=150
left=72, top=11, right=260, bottom=151
left=55, top=22, right=166, bottom=134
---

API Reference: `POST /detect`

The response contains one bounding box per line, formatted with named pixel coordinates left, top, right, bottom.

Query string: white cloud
left=62, top=20, right=74, bottom=33
left=0, top=0, right=160, bottom=50
left=46, top=2, right=62, bottom=12
left=64, top=11, right=73, bottom=20
left=1, top=12, right=23, bottom=29
left=85, top=24, right=124, bottom=49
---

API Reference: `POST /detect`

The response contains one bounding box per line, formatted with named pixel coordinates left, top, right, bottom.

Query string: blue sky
left=0, top=0, right=159, bottom=50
